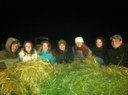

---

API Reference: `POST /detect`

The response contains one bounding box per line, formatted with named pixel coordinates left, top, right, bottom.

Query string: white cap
left=75, top=37, right=84, bottom=43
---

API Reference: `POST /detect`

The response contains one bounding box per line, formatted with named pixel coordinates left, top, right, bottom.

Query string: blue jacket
left=38, top=51, right=55, bottom=63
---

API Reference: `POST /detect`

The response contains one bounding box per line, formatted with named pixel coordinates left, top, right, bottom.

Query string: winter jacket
left=19, top=49, right=37, bottom=62
left=92, top=46, right=107, bottom=64
left=53, top=48, right=73, bottom=63
left=37, top=51, right=55, bottom=63
left=0, top=37, right=20, bottom=59
left=92, top=46, right=107, bottom=59
left=105, top=43, right=128, bottom=67
left=0, top=37, right=20, bottom=68
left=72, top=46, right=92, bottom=60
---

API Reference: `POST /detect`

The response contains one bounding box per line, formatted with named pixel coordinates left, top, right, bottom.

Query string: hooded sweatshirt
left=0, top=37, right=20, bottom=59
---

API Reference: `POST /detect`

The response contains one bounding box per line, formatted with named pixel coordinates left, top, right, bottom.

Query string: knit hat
left=58, top=40, right=66, bottom=45
left=75, top=37, right=84, bottom=43
left=110, top=34, right=122, bottom=40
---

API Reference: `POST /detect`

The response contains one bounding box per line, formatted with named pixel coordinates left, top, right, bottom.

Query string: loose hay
left=0, top=57, right=128, bottom=95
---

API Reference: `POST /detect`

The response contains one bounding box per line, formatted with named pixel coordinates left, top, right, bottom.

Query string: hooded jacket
left=0, top=37, right=20, bottom=59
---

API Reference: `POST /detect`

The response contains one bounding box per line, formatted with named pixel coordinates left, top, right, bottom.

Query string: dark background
left=1, top=2, right=128, bottom=48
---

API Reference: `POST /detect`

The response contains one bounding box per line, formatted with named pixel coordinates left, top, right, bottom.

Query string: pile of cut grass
left=0, top=60, right=55, bottom=95
left=40, top=59, right=128, bottom=95
left=0, top=56, right=128, bottom=95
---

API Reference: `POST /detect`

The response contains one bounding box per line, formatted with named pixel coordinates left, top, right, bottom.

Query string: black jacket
left=105, top=43, right=128, bottom=67
left=0, top=37, right=20, bottom=59
left=53, top=48, right=73, bottom=63
left=92, top=46, right=107, bottom=59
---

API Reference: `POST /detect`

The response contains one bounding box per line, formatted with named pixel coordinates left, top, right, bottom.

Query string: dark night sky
left=1, top=2, right=128, bottom=47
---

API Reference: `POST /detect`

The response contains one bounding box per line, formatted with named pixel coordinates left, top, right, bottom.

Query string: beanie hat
left=75, top=37, right=84, bottom=43
left=58, top=40, right=66, bottom=45
left=110, top=34, right=122, bottom=40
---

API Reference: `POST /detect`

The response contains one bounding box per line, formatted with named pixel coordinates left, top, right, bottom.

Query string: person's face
left=59, top=44, right=66, bottom=51
left=25, top=43, right=32, bottom=53
left=11, top=43, right=19, bottom=53
left=42, top=43, right=49, bottom=51
left=96, top=39, right=103, bottom=48
left=75, top=42, right=83, bottom=48
left=111, top=39, right=122, bottom=48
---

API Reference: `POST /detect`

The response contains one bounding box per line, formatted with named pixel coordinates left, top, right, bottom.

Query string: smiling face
left=25, top=42, right=32, bottom=53
left=42, top=43, right=49, bottom=51
left=75, top=42, right=83, bottom=48
left=111, top=39, right=122, bottom=48
left=96, top=39, right=103, bottom=48
left=59, top=43, right=66, bottom=51
left=11, top=43, right=19, bottom=53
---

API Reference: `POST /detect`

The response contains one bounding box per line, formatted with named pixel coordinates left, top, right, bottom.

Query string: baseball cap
left=110, top=34, right=122, bottom=40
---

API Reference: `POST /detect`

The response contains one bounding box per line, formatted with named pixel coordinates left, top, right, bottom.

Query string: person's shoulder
left=51, top=48, right=59, bottom=54
left=72, top=46, right=76, bottom=53
left=105, top=46, right=113, bottom=53
left=34, top=49, right=38, bottom=53
left=0, top=50, right=8, bottom=59
left=91, top=46, right=97, bottom=50
left=19, top=48, right=24, bottom=52
left=19, top=49, right=25, bottom=56
left=123, top=43, right=128, bottom=48
left=0, top=50, right=7, bottom=55
left=19, top=48, right=25, bottom=54
left=125, top=43, right=128, bottom=49
left=125, top=42, right=128, bottom=46
left=52, top=48, right=58, bottom=52
left=121, top=43, right=128, bottom=52
left=71, top=46, right=75, bottom=50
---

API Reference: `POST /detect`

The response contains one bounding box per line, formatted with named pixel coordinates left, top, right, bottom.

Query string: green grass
left=0, top=56, right=128, bottom=95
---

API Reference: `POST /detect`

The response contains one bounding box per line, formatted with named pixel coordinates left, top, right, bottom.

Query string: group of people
left=0, top=34, right=128, bottom=68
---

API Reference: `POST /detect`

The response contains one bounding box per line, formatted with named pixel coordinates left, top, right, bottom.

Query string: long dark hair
left=96, top=37, right=106, bottom=47
left=23, top=41, right=35, bottom=55
left=38, top=40, right=53, bottom=56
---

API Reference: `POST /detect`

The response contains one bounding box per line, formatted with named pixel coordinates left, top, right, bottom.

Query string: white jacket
left=19, top=49, right=37, bottom=62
